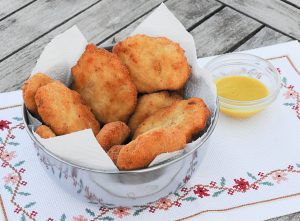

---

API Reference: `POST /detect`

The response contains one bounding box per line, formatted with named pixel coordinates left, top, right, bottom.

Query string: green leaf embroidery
left=296, top=163, right=300, bottom=168
left=182, top=196, right=196, bottom=201
left=17, top=192, right=31, bottom=196
left=14, top=160, right=25, bottom=167
left=282, top=77, right=287, bottom=85
left=259, top=181, right=274, bottom=186
left=247, top=172, right=257, bottom=180
left=220, top=177, right=226, bottom=187
left=13, top=117, right=23, bottom=121
left=99, top=216, right=114, bottom=221
left=0, top=137, right=3, bottom=144
left=133, top=207, right=147, bottom=216
left=60, top=214, right=67, bottom=221
left=21, top=214, right=26, bottom=221
left=212, top=190, right=225, bottom=197
left=283, top=103, right=295, bottom=106
left=88, top=201, right=98, bottom=205
left=85, top=208, right=95, bottom=217
left=77, top=179, right=83, bottom=193
left=24, top=202, right=36, bottom=208
left=8, top=142, right=19, bottom=146
left=4, top=185, right=13, bottom=194
left=174, top=192, right=180, bottom=197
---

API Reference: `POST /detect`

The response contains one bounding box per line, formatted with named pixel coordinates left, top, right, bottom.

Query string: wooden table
left=0, top=0, right=299, bottom=220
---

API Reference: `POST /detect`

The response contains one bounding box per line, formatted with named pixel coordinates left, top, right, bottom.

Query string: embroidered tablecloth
left=1, top=41, right=300, bottom=221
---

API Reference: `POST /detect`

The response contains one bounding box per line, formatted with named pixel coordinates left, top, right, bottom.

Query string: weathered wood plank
left=283, top=0, right=300, bottom=8
left=236, top=27, right=292, bottom=51
left=190, top=7, right=262, bottom=57
left=217, top=0, right=300, bottom=40
left=0, top=0, right=35, bottom=21
left=267, top=212, right=300, bottom=221
left=0, top=0, right=162, bottom=92
left=101, top=0, right=223, bottom=46
left=0, top=0, right=99, bottom=61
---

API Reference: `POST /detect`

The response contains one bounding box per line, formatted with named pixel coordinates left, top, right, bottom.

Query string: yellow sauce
left=216, top=76, right=269, bottom=118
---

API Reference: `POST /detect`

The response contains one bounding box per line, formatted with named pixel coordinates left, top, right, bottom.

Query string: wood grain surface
left=191, top=7, right=262, bottom=57
left=236, top=27, right=292, bottom=51
left=217, top=0, right=300, bottom=39
left=102, top=0, right=223, bottom=46
left=0, top=0, right=163, bottom=92
left=0, top=0, right=35, bottom=21
left=0, top=0, right=99, bottom=61
left=283, top=0, right=300, bottom=8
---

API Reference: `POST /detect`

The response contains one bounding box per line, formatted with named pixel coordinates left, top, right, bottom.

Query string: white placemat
left=0, top=41, right=300, bottom=221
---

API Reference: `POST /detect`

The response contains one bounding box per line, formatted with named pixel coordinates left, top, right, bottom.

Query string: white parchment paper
left=28, top=3, right=217, bottom=171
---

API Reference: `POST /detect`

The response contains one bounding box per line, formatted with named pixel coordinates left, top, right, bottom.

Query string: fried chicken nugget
left=35, top=81, right=100, bottom=135
left=107, top=145, right=122, bottom=164
left=35, top=125, right=56, bottom=139
left=133, top=98, right=210, bottom=142
left=22, top=73, right=53, bottom=114
left=72, top=44, right=137, bottom=124
left=116, top=128, right=186, bottom=170
left=96, top=121, right=130, bottom=151
left=128, top=91, right=182, bottom=134
left=113, top=34, right=191, bottom=93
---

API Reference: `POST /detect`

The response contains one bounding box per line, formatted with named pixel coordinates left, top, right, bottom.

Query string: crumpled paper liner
left=27, top=3, right=217, bottom=171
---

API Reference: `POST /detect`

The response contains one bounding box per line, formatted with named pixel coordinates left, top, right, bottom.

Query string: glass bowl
left=204, top=53, right=281, bottom=118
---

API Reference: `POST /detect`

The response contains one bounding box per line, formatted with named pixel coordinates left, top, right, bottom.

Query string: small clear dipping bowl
left=204, top=53, right=281, bottom=118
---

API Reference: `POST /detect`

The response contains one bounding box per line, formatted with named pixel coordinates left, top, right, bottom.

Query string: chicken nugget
left=96, top=121, right=130, bottom=151
left=22, top=73, right=53, bottom=114
left=113, top=34, right=191, bottom=93
left=35, top=81, right=100, bottom=135
left=72, top=44, right=137, bottom=124
left=116, top=128, right=186, bottom=170
left=128, top=91, right=182, bottom=134
left=107, top=145, right=122, bottom=164
left=35, top=125, right=56, bottom=139
left=133, top=98, right=210, bottom=142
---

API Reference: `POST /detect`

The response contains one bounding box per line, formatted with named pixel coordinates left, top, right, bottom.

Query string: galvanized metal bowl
left=22, top=89, right=219, bottom=207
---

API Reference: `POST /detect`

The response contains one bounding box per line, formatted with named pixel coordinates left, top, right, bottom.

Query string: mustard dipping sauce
left=216, top=76, right=269, bottom=118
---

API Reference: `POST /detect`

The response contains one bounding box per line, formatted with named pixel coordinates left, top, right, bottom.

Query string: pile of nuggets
left=23, top=34, right=211, bottom=170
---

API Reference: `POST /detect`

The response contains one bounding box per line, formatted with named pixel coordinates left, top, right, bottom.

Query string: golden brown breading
left=113, top=34, right=191, bottom=93
left=35, top=81, right=100, bottom=135
left=107, top=145, right=122, bottom=164
left=71, top=44, right=137, bottom=124
left=22, top=73, right=53, bottom=114
left=116, top=128, right=186, bottom=170
left=128, top=91, right=182, bottom=134
left=96, top=121, right=130, bottom=151
left=133, top=98, right=210, bottom=142
left=35, top=125, right=56, bottom=139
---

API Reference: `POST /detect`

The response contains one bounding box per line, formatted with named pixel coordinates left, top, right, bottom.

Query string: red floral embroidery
left=0, top=120, right=11, bottom=131
left=233, top=178, right=250, bottom=192
left=149, top=207, right=156, bottom=213
left=73, top=215, right=88, bottom=221
left=258, top=172, right=264, bottom=177
left=210, top=181, right=216, bottom=186
left=156, top=198, right=172, bottom=210
left=3, top=172, right=19, bottom=185
left=1, top=150, right=16, bottom=161
left=193, top=186, right=210, bottom=198
left=283, top=89, right=298, bottom=99
left=227, top=189, right=234, bottom=195
left=112, top=207, right=130, bottom=218
left=272, top=171, right=288, bottom=183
